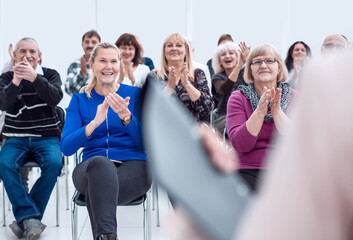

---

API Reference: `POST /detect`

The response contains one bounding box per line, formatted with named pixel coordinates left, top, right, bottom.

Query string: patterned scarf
left=238, top=82, right=292, bottom=122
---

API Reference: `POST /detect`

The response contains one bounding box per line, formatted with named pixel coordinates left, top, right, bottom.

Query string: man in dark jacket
left=0, top=37, right=63, bottom=240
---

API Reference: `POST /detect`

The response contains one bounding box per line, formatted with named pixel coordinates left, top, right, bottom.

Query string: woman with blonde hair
left=227, top=43, right=296, bottom=191
left=146, top=33, right=214, bottom=121
left=61, top=42, right=151, bottom=240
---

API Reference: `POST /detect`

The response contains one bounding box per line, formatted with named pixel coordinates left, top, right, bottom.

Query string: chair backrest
left=0, top=111, right=5, bottom=144
left=55, top=106, right=66, bottom=133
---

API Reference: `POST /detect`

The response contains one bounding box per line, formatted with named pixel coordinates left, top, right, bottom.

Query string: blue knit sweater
left=60, top=84, right=146, bottom=162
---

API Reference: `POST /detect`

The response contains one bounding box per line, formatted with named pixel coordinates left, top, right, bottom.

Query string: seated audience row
left=0, top=31, right=349, bottom=240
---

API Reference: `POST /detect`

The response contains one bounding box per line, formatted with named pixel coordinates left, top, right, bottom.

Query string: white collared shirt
left=35, top=64, right=44, bottom=75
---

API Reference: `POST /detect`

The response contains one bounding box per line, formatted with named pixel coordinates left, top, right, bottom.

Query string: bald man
left=321, top=34, right=348, bottom=56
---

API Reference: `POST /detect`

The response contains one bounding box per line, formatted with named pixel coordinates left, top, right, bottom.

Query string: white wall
left=1, top=0, right=352, bottom=107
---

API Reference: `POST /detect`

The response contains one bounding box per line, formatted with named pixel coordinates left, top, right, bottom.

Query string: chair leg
left=154, top=183, right=160, bottom=227
left=148, top=191, right=151, bottom=240
left=151, top=181, right=160, bottom=227
left=7, top=193, right=10, bottom=212
left=56, top=178, right=59, bottom=227
left=152, top=184, right=155, bottom=211
left=65, top=156, right=69, bottom=210
left=143, top=192, right=151, bottom=240
left=143, top=198, right=147, bottom=240
left=2, top=183, right=6, bottom=226
left=71, top=193, right=78, bottom=240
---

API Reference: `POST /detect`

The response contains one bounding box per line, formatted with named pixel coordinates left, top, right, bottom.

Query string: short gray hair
left=212, top=42, right=240, bottom=74
left=15, top=37, right=41, bottom=54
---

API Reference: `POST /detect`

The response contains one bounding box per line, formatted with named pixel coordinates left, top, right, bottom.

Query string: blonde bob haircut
left=80, top=42, right=120, bottom=98
left=212, top=41, right=240, bottom=74
left=244, top=43, right=288, bottom=84
left=157, top=33, right=195, bottom=82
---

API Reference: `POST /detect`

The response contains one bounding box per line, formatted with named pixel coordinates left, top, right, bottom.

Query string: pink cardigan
left=227, top=90, right=296, bottom=169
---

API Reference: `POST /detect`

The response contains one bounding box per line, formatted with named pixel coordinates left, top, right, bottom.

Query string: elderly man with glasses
left=321, top=34, right=348, bottom=56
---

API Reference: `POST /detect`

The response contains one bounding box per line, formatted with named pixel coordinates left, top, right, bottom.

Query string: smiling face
left=14, top=40, right=41, bottom=69
left=82, top=36, right=100, bottom=59
left=90, top=48, right=120, bottom=85
left=292, top=43, right=307, bottom=59
left=250, top=55, right=279, bottom=84
left=119, top=44, right=136, bottom=63
left=220, top=49, right=237, bottom=71
left=164, top=36, right=186, bottom=64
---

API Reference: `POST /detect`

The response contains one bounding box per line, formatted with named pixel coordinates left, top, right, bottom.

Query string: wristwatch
left=122, top=114, right=132, bottom=126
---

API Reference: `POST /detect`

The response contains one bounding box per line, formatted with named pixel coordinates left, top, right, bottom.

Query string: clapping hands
left=80, top=56, right=88, bottom=77
left=12, top=57, right=37, bottom=86
left=106, top=92, right=131, bottom=120
left=92, top=93, right=131, bottom=127
left=238, top=42, right=251, bottom=68
left=118, top=60, right=136, bottom=85
left=256, top=86, right=283, bottom=118
left=167, top=66, right=179, bottom=89
left=180, top=62, right=190, bottom=88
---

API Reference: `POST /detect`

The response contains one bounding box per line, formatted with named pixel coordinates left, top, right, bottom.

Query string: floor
left=0, top=156, right=172, bottom=240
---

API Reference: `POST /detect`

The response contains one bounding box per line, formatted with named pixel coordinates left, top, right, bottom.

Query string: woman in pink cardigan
left=168, top=50, right=353, bottom=240
left=227, top=43, right=296, bottom=191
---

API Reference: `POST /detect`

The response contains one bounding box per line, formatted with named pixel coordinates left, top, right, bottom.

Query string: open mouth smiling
left=102, top=72, right=114, bottom=76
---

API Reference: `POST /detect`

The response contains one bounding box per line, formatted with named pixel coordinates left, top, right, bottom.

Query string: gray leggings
left=72, top=156, right=151, bottom=239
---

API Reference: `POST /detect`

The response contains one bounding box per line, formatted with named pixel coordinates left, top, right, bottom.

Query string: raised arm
left=269, top=88, right=290, bottom=136
left=32, top=68, right=63, bottom=106
left=212, top=68, right=242, bottom=95
left=185, top=68, right=214, bottom=117
left=65, top=59, right=90, bottom=96
left=227, top=89, right=270, bottom=152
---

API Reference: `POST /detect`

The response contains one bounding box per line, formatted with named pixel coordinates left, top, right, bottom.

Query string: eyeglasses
left=322, top=43, right=345, bottom=50
left=251, top=58, right=277, bottom=66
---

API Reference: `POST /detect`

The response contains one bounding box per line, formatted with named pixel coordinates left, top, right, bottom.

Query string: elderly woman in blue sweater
left=60, top=42, right=151, bottom=240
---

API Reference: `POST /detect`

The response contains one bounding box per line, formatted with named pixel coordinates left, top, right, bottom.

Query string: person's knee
left=87, top=156, right=112, bottom=168
left=86, top=156, right=115, bottom=175
left=0, top=152, right=18, bottom=176
left=40, top=152, right=63, bottom=176
left=51, top=157, right=63, bottom=173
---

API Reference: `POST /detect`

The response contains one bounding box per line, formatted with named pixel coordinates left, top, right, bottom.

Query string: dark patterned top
left=147, top=68, right=214, bottom=121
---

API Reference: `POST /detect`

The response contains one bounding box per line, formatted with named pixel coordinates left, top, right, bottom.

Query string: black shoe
left=97, top=233, right=118, bottom=240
